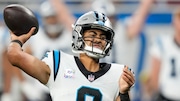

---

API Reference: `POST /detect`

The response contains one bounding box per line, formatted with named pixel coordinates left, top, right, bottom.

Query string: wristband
left=119, top=92, right=130, bottom=101
left=11, top=40, right=23, bottom=47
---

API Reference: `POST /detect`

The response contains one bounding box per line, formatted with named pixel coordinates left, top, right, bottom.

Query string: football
left=3, top=4, right=39, bottom=36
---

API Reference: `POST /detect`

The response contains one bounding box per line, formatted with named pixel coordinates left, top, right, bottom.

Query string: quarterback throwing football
left=7, top=11, right=135, bottom=101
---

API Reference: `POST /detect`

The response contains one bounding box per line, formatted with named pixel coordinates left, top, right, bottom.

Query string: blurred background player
left=91, top=0, right=155, bottom=100
left=148, top=8, right=180, bottom=101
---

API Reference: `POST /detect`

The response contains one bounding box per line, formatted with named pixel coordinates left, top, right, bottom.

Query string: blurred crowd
left=0, top=0, right=180, bottom=101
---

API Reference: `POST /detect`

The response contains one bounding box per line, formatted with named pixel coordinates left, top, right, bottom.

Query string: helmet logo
left=94, top=11, right=106, bottom=23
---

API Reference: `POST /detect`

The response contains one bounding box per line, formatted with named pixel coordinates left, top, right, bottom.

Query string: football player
left=148, top=8, right=180, bottom=101
left=7, top=11, right=135, bottom=101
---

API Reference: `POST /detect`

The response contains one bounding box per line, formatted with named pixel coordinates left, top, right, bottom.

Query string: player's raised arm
left=7, top=27, right=51, bottom=84
left=126, top=0, right=154, bottom=39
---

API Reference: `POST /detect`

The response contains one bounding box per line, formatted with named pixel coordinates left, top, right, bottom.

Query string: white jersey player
left=7, top=11, right=135, bottom=101
left=149, top=33, right=180, bottom=100
left=149, top=9, right=180, bottom=101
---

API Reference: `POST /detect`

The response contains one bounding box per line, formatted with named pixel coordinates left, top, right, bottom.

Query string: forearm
left=7, top=42, right=50, bottom=84
left=7, top=42, right=37, bottom=79
left=150, top=57, right=161, bottom=92
left=127, top=0, right=154, bottom=38
left=135, top=0, right=154, bottom=18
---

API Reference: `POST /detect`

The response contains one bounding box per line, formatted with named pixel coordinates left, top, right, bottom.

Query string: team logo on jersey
left=64, top=69, right=75, bottom=78
left=88, top=74, right=95, bottom=82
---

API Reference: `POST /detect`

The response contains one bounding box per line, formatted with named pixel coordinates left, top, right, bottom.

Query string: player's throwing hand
left=10, top=27, right=36, bottom=45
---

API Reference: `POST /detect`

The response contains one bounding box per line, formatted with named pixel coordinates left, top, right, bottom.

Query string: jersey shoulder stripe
left=53, top=50, right=61, bottom=81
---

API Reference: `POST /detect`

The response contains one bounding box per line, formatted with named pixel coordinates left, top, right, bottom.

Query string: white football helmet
left=72, top=11, right=114, bottom=59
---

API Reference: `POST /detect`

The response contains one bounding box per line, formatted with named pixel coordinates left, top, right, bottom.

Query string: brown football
left=3, top=4, right=39, bottom=36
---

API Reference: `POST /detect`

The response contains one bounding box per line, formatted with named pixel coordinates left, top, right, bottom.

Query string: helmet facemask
left=72, top=11, right=114, bottom=59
